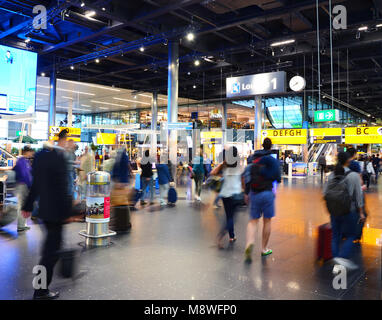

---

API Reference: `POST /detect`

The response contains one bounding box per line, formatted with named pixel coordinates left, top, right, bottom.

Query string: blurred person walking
left=156, top=156, right=172, bottom=206
left=13, top=145, right=34, bottom=232
left=139, top=150, right=154, bottom=205
left=192, top=146, right=205, bottom=202
left=372, top=154, right=380, bottom=182
left=244, top=138, right=281, bottom=262
left=362, top=156, right=374, bottom=190
left=22, top=130, right=73, bottom=300
left=79, top=146, right=95, bottom=200
left=211, top=146, right=243, bottom=247
left=324, top=151, right=364, bottom=271
left=318, top=154, right=327, bottom=183
left=65, top=139, right=77, bottom=197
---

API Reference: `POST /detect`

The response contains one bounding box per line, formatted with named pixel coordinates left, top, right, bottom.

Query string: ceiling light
left=358, top=26, right=368, bottom=31
left=376, top=24, right=382, bottom=28
left=25, top=38, right=30, bottom=43
left=85, top=10, right=96, bottom=18
left=58, top=79, right=121, bottom=92
left=193, top=85, right=196, bottom=89
left=113, top=97, right=150, bottom=105
left=70, top=65, right=74, bottom=70
left=80, top=2, right=85, bottom=7
left=270, top=39, right=295, bottom=47
left=194, top=59, right=200, bottom=66
left=139, top=46, right=145, bottom=52
left=41, top=72, right=45, bottom=77
left=95, top=58, right=100, bottom=63
left=91, top=100, right=130, bottom=108
left=186, top=32, right=195, bottom=41
left=102, top=7, right=106, bottom=11
left=187, top=72, right=191, bottom=75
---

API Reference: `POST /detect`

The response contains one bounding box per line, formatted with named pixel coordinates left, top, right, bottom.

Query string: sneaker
left=229, top=237, right=237, bottom=243
left=261, top=249, right=273, bottom=256
left=140, top=200, right=147, bottom=206
left=213, top=204, right=220, bottom=209
left=244, top=244, right=253, bottom=263
left=333, top=257, right=359, bottom=271
left=17, top=226, right=31, bottom=232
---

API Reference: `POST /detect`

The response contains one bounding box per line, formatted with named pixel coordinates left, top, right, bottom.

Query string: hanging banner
left=226, top=71, right=286, bottom=98
left=345, top=127, right=382, bottom=144
left=310, top=128, right=342, bottom=144
left=96, top=133, right=116, bottom=145
left=49, top=126, right=81, bottom=142
left=261, top=129, right=307, bottom=145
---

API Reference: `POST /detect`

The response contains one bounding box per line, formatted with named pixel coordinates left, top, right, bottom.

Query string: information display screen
left=310, top=128, right=342, bottom=144
left=0, top=44, right=37, bottom=115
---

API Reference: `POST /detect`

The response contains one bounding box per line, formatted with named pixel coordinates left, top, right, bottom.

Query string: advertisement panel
left=310, top=128, right=342, bottom=144
left=344, top=127, right=382, bottom=144
left=261, top=129, right=307, bottom=145
left=49, top=126, right=81, bottom=142
left=226, top=71, right=286, bottom=98
left=292, top=162, right=308, bottom=176
left=0, top=44, right=37, bottom=115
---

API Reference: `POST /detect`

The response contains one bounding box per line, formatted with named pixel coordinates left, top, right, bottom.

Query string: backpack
left=249, top=156, right=268, bottom=192
left=168, top=186, right=177, bottom=204
left=324, top=171, right=352, bottom=217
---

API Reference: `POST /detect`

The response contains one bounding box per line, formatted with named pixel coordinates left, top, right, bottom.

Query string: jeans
left=330, top=211, right=359, bottom=259
left=16, top=184, right=29, bottom=228
left=141, top=177, right=154, bottom=202
left=194, top=174, right=203, bottom=197
left=220, top=196, right=239, bottom=239
left=159, top=183, right=169, bottom=205
left=35, top=222, right=63, bottom=295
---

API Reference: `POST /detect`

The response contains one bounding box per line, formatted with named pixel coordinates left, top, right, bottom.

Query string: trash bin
left=79, top=171, right=116, bottom=247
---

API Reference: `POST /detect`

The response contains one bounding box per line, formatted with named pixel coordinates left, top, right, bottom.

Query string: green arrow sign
left=314, top=109, right=339, bottom=122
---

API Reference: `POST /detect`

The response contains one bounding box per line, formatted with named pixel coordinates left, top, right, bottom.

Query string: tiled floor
left=0, top=176, right=381, bottom=300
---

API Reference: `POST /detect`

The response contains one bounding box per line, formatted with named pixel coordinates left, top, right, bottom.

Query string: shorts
left=249, top=190, right=275, bottom=219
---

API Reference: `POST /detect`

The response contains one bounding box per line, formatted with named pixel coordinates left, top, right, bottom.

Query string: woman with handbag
left=211, top=146, right=243, bottom=248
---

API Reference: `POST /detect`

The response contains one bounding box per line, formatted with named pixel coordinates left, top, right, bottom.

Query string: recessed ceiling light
left=193, top=85, right=196, bottom=89
left=194, top=60, right=200, bottom=66
left=80, top=2, right=85, bottom=7
left=41, top=72, right=45, bottom=77
left=102, top=7, right=106, bottom=11
left=358, top=26, right=368, bottom=31
left=139, top=46, right=145, bottom=52
left=70, top=65, right=74, bottom=70
left=376, top=24, right=382, bottom=28
left=95, top=58, right=100, bottom=63
left=186, top=32, right=195, bottom=41
left=187, top=72, right=191, bottom=75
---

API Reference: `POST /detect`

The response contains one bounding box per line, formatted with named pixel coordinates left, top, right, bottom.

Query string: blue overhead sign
left=226, top=71, right=286, bottom=98
left=166, top=122, right=193, bottom=130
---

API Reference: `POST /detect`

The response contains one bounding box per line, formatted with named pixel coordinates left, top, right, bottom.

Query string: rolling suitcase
left=317, top=223, right=332, bottom=262
left=168, top=186, right=177, bottom=205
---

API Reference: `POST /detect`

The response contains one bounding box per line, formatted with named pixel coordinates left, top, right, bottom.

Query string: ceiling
left=35, top=76, right=196, bottom=113
left=1, top=0, right=382, bottom=119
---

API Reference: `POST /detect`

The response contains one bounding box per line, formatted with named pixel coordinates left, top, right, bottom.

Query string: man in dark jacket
left=22, top=130, right=72, bottom=300
left=244, top=138, right=281, bottom=262
left=318, top=154, right=327, bottom=183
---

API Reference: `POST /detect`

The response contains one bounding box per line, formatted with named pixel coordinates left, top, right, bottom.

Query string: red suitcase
left=317, top=223, right=332, bottom=262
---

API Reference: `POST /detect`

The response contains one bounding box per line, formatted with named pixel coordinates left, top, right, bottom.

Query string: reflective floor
left=1, top=176, right=381, bottom=300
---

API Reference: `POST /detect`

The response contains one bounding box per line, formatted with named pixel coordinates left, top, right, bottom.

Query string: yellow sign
left=49, top=126, right=81, bottom=142
left=345, top=127, right=382, bottom=144
left=96, top=133, right=116, bottom=145
left=201, top=131, right=223, bottom=139
left=310, top=128, right=342, bottom=144
left=261, top=129, right=307, bottom=145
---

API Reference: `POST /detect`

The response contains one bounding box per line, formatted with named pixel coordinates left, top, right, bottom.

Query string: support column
left=222, top=102, right=227, bottom=145
left=167, top=41, right=179, bottom=176
left=48, top=65, right=57, bottom=131
left=254, top=95, right=262, bottom=151
left=67, top=101, right=73, bottom=127
left=151, top=92, right=158, bottom=161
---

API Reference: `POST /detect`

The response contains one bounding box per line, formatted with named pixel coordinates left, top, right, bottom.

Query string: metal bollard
left=79, top=171, right=116, bottom=247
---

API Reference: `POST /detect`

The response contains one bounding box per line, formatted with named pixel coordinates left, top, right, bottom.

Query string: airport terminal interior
left=0, top=0, right=382, bottom=301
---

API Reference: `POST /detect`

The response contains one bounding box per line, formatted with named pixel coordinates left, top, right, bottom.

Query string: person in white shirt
left=210, top=146, right=243, bottom=248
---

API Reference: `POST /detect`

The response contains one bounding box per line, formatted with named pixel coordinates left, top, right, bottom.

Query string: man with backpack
left=244, top=138, right=281, bottom=262
left=324, top=152, right=364, bottom=271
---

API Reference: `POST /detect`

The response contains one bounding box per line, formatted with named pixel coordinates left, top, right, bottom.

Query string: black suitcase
left=110, top=206, right=131, bottom=232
